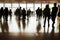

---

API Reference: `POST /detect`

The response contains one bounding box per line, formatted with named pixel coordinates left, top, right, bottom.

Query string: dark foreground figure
left=51, top=3, right=58, bottom=29
left=43, top=4, right=50, bottom=28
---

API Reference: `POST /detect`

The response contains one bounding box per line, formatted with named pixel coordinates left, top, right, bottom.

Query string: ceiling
left=0, top=0, right=58, bottom=3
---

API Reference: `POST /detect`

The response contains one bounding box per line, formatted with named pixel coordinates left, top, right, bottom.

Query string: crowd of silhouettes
left=0, top=7, right=12, bottom=21
left=0, top=7, right=12, bottom=33
left=36, top=3, right=58, bottom=33
left=0, top=3, right=60, bottom=34
left=15, top=3, right=60, bottom=33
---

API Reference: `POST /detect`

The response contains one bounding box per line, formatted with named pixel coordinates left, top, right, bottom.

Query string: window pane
left=0, top=3, right=3, bottom=8
left=20, top=3, right=26, bottom=9
left=27, top=3, right=33, bottom=11
left=12, top=3, right=19, bottom=8
left=49, top=4, right=54, bottom=11
left=35, top=3, right=41, bottom=10
left=42, top=3, right=47, bottom=10
left=27, top=3, right=33, bottom=7
left=5, top=3, right=11, bottom=9
left=12, top=3, right=19, bottom=14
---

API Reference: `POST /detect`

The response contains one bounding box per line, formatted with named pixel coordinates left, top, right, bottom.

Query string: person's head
left=54, top=3, right=57, bottom=7
left=46, top=4, right=49, bottom=8
left=29, top=9, right=30, bottom=10
left=5, top=7, right=8, bottom=10
left=38, top=7, right=40, bottom=9
left=1, top=7, right=3, bottom=10
left=20, top=7, right=21, bottom=9
left=23, top=8, right=25, bottom=10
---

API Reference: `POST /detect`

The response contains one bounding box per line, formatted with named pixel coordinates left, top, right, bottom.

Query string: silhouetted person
left=27, top=9, right=31, bottom=20
left=17, top=8, right=21, bottom=20
left=14, top=8, right=19, bottom=17
left=43, top=4, right=50, bottom=28
left=0, top=9, right=1, bottom=20
left=36, top=7, right=42, bottom=20
left=27, top=9, right=31, bottom=25
left=51, top=3, right=58, bottom=29
left=22, top=8, right=26, bottom=20
left=19, top=7, right=22, bottom=20
left=4, top=7, right=8, bottom=21
left=0, top=7, right=4, bottom=20
left=9, top=9, right=12, bottom=20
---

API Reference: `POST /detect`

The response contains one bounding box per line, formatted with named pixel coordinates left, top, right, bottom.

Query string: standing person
left=43, top=4, right=50, bottom=28
left=19, top=7, right=22, bottom=20
left=9, top=9, right=12, bottom=20
left=27, top=9, right=31, bottom=20
left=27, top=9, right=31, bottom=25
left=4, top=7, right=9, bottom=21
left=0, top=7, right=4, bottom=20
left=0, top=9, right=1, bottom=20
left=51, top=3, right=58, bottom=29
left=22, top=8, right=26, bottom=20
left=36, top=7, right=42, bottom=20
left=22, top=8, right=26, bottom=31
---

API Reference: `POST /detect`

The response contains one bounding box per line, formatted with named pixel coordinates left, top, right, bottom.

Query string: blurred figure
left=8, top=9, right=12, bottom=20
left=4, top=7, right=9, bottom=21
left=19, top=7, right=22, bottom=20
left=14, top=8, right=21, bottom=20
left=36, top=7, right=42, bottom=20
left=22, top=8, right=26, bottom=31
left=51, top=3, right=58, bottom=29
left=27, top=9, right=31, bottom=25
left=0, top=7, right=4, bottom=21
left=22, top=8, right=26, bottom=20
left=43, top=4, right=50, bottom=28
left=14, top=8, right=19, bottom=17
left=27, top=9, right=31, bottom=20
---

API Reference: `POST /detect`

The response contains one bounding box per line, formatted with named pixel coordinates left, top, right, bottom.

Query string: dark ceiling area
left=0, top=0, right=59, bottom=3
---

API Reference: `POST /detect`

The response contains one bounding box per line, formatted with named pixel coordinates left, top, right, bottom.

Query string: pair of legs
left=52, top=17, right=56, bottom=29
left=44, top=16, right=50, bottom=27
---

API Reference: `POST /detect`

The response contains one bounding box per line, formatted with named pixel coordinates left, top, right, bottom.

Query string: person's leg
left=52, top=17, right=55, bottom=29
left=48, top=16, right=50, bottom=27
left=44, top=17, right=46, bottom=27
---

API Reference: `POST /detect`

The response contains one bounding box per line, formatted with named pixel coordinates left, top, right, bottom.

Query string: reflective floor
left=0, top=14, right=60, bottom=40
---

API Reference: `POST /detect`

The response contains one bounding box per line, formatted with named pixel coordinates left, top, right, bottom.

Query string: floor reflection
left=0, top=14, right=60, bottom=40
left=0, top=14, right=59, bottom=34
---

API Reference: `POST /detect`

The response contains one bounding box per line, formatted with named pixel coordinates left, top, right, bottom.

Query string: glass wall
left=27, top=3, right=33, bottom=11
left=12, top=3, right=19, bottom=13
left=20, top=3, right=26, bottom=10
left=0, top=3, right=58, bottom=14
left=35, top=3, right=41, bottom=10
left=0, top=3, right=3, bottom=8
left=5, top=3, right=11, bottom=9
